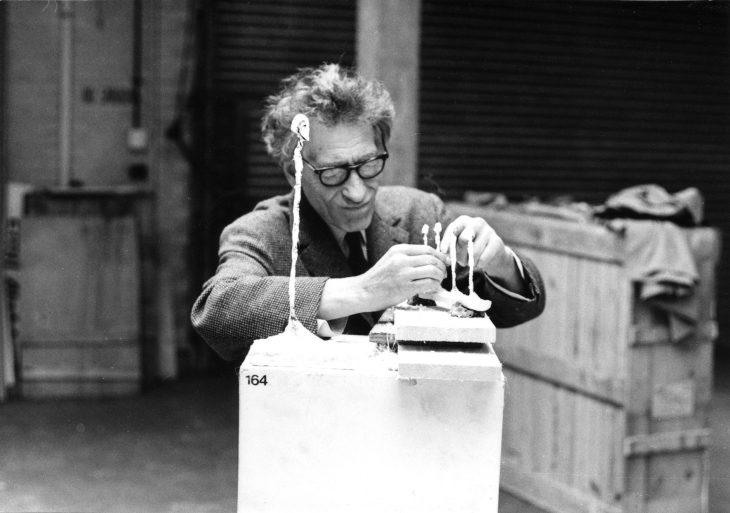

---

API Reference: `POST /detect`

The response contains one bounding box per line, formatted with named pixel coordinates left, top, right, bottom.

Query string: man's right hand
left=318, top=244, right=449, bottom=320
left=354, top=244, right=449, bottom=312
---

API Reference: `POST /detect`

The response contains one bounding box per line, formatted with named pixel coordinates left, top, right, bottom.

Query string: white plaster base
left=238, top=335, right=504, bottom=513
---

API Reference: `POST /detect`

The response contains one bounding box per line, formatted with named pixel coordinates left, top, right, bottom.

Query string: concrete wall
left=7, top=1, right=135, bottom=186
left=145, top=0, right=194, bottom=377
left=5, top=0, right=192, bottom=378
left=357, top=0, right=421, bottom=188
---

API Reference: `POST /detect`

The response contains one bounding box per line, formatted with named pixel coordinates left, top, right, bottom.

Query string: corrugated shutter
left=419, top=1, right=730, bottom=343
left=209, top=0, right=356, bottom=202
left=199, top=0, right=355, bottom=275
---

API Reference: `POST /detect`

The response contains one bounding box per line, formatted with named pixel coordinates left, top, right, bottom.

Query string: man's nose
left=341, top=171, right=368, bottom=203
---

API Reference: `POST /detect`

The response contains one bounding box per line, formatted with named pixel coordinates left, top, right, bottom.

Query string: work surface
left=1, top=352, right=730, bottom=512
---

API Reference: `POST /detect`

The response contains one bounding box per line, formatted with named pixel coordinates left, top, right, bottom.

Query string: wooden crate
left=18, top=215, right=141, bottom=398
left=450, top=203, right=720, bottom=513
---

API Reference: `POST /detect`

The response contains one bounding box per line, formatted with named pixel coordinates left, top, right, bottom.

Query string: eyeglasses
left=301, top=135, right=389, bottom=187
left=302, top=153, right=389, bottom=187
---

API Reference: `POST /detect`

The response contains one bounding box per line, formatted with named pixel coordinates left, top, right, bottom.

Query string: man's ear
left=282, top=163, right=296, bottom=187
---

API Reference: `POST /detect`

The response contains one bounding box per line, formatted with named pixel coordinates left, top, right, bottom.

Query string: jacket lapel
left=296, top=194, right=351, bottom=279
left=366, top=200, right=409, bottom=263
left=361, top=197, right=409, bottom=327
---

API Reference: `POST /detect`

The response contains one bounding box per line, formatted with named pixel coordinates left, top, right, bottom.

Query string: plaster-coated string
left=449, top=227, right=457, bottom=292
left=466, top=228, right=475, bottom=295
left=287, top=114, right=310, bottom=328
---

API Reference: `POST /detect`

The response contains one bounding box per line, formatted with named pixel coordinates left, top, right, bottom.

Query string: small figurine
left=464, top=227, right=475, bottom=296
left=449, top=225, right=458, bottom=292
left=285, top=114, right=311, bottom=331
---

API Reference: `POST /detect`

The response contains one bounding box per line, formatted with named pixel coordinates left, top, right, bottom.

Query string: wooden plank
left=0, top=276, right=7, bottom=401
left=555, top=387, right=576, bottom=488
left=632, top=318, right=717, bottom=346
left=624, top=429, right=710, bottom=457
left=394, top=308, right=496, bottom=344
left=21, top=343, right=141, bottom=380
left=576, top=257, right=596, bottom=372
left=501, top=369, right=520, bottom=467
left=368, top=321, right=395, bottom=350
left=624, top=455, right=649, bottom=513
left=648, top=341, right=713, bottom=433
left=448, top=203, right=625, bottom=263
left=1, top=272, right=17, bottom=393
left=396, top=343, right=502, bottom=382
left=500, top=462, right=622, bottom=513
left=644, top=451, right=706, bottom=513
left=498, top=344, right=625, bottom=406
left=21, top=379, right=140, bottom=398
left=504, top=369, right=530, bottom=471
left=530, top=379, right=553, bottom=477
left=608, top=405, right=625, bottom=506
left=626, top=346, right=653, bottom=435
left=573, top=394, right=589, bottom=498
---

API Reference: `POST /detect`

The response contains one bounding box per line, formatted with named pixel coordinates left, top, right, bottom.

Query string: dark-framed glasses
left=301, top=131, right=390, bottom=187
left=302, top=152, right=389, bottom=187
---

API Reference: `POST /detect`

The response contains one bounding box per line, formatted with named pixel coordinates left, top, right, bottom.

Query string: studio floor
left=1, top=351, right=729, bottom=513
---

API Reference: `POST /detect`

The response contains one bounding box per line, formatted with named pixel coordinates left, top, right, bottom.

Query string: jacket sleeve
left=190, top=215, right=329, bottom=363
left=469, top=250, right=545, bottom=328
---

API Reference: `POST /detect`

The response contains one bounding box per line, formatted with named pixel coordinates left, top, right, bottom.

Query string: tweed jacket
left=191, top=186, right=545, bottom=362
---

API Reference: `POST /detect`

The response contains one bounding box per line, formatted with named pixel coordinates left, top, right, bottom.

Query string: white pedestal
left=238, top=335, right=504, bottom=513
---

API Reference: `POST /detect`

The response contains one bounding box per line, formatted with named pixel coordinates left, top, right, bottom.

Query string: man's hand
left=356, top=244, right=449, bottom=311
left=439, top=215, right=526, bottom=294
left=318, top=244, right=448, bottom=320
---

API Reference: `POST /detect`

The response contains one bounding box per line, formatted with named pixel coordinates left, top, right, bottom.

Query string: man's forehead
left=305, top=120, right=378, bottom=162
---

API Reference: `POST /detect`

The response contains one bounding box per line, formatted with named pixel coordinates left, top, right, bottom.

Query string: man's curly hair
left=261, top=63, right=395, bottom=172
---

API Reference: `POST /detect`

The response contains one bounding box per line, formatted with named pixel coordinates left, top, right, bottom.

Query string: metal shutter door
left=419, top=1, right=730, bottom=344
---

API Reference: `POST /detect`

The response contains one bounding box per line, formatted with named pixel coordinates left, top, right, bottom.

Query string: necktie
left=343, top=232, right=372, bottom=334
left=344, top=232, right=369, bottom=275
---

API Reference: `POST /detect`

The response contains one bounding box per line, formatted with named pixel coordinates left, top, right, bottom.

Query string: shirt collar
left=328, top=224, right=367, bottom=257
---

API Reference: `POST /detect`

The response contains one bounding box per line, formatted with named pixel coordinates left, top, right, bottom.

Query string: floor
left=1, top=353, right=729, bottom=513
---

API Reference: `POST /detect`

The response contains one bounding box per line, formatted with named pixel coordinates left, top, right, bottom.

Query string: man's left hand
left=439, top=215, right=525, bottom=293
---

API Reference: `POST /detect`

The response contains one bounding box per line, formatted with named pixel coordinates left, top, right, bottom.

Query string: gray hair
left=261, top=63, right=395, bottom=172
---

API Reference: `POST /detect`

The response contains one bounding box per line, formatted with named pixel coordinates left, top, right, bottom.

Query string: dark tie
left=344, top=231, right=369, bottom=275
left=344, top=232, right=372, bottom=334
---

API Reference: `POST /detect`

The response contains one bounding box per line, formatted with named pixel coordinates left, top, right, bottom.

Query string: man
left=192, top=63, right=545, bottom=363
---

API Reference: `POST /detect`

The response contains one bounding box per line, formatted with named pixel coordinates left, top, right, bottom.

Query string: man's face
left=295, top=120, right=382, bottom=233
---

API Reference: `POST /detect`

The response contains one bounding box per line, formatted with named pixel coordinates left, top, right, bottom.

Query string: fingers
left=440, top=216, right=478, bottom=251
left=390, top=243, right=450, bottom=267
left=405, top=253, right=447, bottom=272
left=440, top=216, right=480, bottom=265
left=405, top=260, right=447, bottom=282
left=476, top=234, right=503, bottom=270
left=441, top=216, right=506, bottom=269
left=410, top=277, right=444, bottom=296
